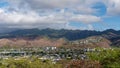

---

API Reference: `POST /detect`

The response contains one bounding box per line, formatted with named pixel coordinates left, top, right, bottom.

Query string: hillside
left=0, top=28, right=119, bottom=47
left=0, top=36, right=111, bottom=48
left=63, top=36, right=111, bottom=49
left=0, top=37, right=67, bottom=48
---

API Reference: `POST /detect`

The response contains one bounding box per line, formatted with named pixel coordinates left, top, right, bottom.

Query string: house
left=40, top=54, right=61, bottom=61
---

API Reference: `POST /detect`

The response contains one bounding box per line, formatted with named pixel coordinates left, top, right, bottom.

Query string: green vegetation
left=0, top=47, right=120, bottom=68
left=65, top=60, right=101, bottom=68
left=0, top=57, right=62, bottom=68
left=87, top=48, right=120, bottom=68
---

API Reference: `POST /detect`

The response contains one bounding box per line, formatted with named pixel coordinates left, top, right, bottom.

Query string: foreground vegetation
left=87, top=48, right=120, bottom=68
left=0, top=47, right=119, bottom=68
left=0, top=57, right=102, bottom=68
left=0, top=57, right=62, bottom=68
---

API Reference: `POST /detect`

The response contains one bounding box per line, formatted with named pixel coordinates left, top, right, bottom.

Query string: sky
left=0, top=0, right=120, bottom=31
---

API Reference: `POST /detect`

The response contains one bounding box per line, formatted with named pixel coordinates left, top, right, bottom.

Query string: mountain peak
left=104, top=29, right=116, bottom=32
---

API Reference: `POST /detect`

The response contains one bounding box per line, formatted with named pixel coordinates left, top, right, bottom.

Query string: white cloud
left=0, top=7, right=101, bottom=29
left=0, top=0, right=104, bottom=30
left=0, top=8, right=67, bottom=29
left=18, top=0, right=82, bottom=9
left=7, top=0, right=100, bottom=14
left=87, top=24, right=94, bottom=30
left=79, top=24, right=94, bottom=30
left=70, top=15, right=101, bottom=23
left=104, top=0, right=120, bottom=16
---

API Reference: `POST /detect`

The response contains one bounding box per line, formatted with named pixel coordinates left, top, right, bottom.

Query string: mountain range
left=0, top=28, right=120, bottom=48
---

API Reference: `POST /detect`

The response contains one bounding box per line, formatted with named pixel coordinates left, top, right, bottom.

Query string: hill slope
left=0, top=28, right=119, bottom=47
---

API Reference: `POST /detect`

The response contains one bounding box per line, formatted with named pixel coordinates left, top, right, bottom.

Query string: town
left=0, top=46, right=108, bottom=61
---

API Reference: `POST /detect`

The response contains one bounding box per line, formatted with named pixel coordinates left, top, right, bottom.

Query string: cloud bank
left=0, top=0, right=119, bottom=30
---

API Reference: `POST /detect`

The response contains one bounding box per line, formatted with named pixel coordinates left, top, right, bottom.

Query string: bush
left=87, top=48, right=120, bottom=68
left=0, top=57, right=62, bottom=68
left=65, top=60, right=101, bottom=68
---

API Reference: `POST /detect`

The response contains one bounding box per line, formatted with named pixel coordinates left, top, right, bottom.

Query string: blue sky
left=0, top=2, right=7, bottom=7
left=0, top=0, right=120, bottom=31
